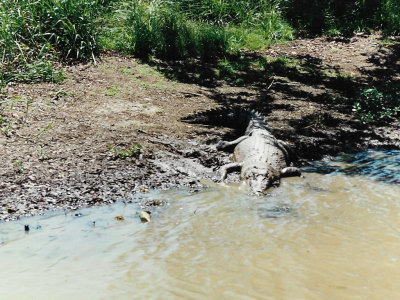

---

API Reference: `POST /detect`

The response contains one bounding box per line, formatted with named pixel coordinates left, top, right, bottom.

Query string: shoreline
left=1, top=34, right=400, bottom=222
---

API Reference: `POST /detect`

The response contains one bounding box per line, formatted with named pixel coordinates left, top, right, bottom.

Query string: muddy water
left=1, top=150, right=400, bottom=300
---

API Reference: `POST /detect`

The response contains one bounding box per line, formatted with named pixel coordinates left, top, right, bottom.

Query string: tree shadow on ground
left=362, top=37, right=400, bottom=84
left=151, top=37, right=400, bottom=158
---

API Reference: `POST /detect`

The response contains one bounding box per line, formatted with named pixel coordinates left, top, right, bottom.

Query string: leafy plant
left=382, top=0, right=400, bottom=34
left=353, top=85, right=400, bottom=123
left=0, top=116, right=10, bottom=132
left=14, top=160, right=23, bottom=174
left=107, top=143, right=142, bottom=159
left=104, top=86, right=121, bottom=96
left=38, top=147, right=50, bottom=161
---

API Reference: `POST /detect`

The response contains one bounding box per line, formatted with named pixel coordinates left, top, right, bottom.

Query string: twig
left=267, top=79, right=275, bottom=90
left=15, top=132, right=37, bottom=143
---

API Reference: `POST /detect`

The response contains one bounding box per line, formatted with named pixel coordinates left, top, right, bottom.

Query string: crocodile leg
left=277, top=139, right=297, bottom=163
left=219, top=162, right=243, bottom=181
left=216, top=136, right=249, bottom=150
left=280, top=167, right=301, bottom=177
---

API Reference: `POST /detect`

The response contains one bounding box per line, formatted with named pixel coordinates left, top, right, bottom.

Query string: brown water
left=1, top=150, right=400, bottom=299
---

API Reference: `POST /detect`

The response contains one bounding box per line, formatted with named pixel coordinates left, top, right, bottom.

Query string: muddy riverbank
left=2, top=150, right=400, bottom=299
left=1, top=34, right=399, bottom=221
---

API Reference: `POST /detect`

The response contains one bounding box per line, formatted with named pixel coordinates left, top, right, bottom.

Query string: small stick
left=267, top=79, right=275, bottom=90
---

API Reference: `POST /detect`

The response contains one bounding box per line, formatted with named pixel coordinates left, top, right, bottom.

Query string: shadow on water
left=304, top=149, right=400, bottom=184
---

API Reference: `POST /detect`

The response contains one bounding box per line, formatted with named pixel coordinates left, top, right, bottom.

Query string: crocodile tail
left=244, top=109, right=270, bottom=135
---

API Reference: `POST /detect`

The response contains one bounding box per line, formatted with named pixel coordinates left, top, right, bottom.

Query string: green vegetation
left=0, top=0, right=112, bottom=85
left=1, top=0, right=400, bottom=125
left=107, top=143, right=142, bottom=159
left=14, top=160, right=23, bottom=174
left=383, top=0, right=400, bottom=34
left=281, top=0, right=400, bottom=35
left=37, top=123, right=53, bottom=138
left=100, top=0, right=291, bottom=60
left=2, top=0, right=400, bottom=84
left=124, top=1, right=227, bottom=59
left=1, top=0, right=293, bottom=84
left=0, top=96, right=31, bottom=135
left=38, top=147, right=50, bottom=161
left=104, top=85, right=121, bottom=96
left=0, top=116, right=11, bottom=134
left=353, top=84, right=400, bottom=123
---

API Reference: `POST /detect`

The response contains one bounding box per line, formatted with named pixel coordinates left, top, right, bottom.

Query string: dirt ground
left=1, top=33, right=399, bottom=221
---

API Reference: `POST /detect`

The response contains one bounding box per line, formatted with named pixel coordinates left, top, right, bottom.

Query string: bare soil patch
left=1, top=34, right=399, bottom=221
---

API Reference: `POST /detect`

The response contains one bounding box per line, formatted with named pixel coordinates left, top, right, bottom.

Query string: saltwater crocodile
left=216, top=110, right=301, bottom=194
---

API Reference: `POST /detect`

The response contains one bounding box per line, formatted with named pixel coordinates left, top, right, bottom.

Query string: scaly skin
left=217, top=111, right=300, bottom=194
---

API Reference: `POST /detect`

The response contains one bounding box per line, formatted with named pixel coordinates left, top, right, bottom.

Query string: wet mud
left=1, top=34, right=400, bottom=221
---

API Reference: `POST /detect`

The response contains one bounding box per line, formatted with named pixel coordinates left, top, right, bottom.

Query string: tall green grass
left=159, top=0, right=293, bottom=50
left=174, top=0, right=285, bottom=26
left=279, top=0, right=400, bottom=35
left=0, top=0, right=109, bottom=85
left=2, top=0, right=292, bottom=83
left=123, top=0, right=228, bottom=59
left=100, top=0, right=292, bottom=60
left=2, top=0, right=399, bottom=85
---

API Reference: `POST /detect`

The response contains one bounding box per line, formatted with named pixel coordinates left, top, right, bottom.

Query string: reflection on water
left=306, top=149, right=400, bottom=183
left=1, top=149, right=400, bottom=299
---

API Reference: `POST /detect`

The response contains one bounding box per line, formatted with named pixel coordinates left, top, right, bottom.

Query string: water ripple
left=304, top=149, right=400, bottom=183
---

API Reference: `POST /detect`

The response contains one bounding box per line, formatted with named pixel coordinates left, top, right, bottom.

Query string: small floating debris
left=7, top=208, right=16, bottom=214
left=114, top=216, right=125, bottom=221
left=139, top=211, right=151, bottom=223
left=140, top=188, right=149, bottom=194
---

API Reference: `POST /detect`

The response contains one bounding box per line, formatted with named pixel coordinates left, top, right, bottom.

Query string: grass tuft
left=107, top=143, right=142, bottom=159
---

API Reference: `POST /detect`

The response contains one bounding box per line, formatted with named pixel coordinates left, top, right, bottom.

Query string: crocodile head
left=242, top=163, right=278, bottom=194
